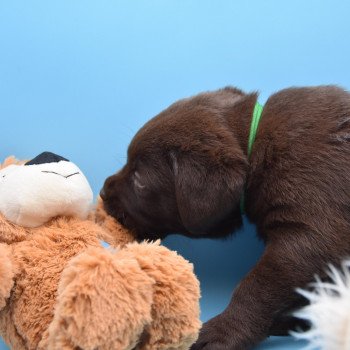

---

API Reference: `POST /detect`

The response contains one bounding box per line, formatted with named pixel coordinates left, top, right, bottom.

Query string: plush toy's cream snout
left=0, top=151, right=93, bottom=227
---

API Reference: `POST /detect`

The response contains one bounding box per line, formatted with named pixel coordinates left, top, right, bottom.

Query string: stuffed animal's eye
left=1, top=175, right=5, bottom=178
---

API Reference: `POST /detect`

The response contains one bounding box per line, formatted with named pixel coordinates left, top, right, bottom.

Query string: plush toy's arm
left=89, top=198, right=135, bottom=248
left=0, top=243, right=15, bottom=310
left=46, top=246, right=155, bottom=350
left=121, top=241, right=201, bottom=350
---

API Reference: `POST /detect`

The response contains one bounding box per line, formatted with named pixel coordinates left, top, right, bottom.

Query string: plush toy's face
left=0, top=152, right=93, bottom=228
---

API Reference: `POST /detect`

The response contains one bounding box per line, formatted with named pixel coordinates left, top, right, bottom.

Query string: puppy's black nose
left=100, top=188, right=107, bottom=200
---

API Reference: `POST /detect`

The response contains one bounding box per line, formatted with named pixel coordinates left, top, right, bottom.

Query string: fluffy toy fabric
left=0, top=152, right=201, bottom=350
left=292, top=262, right=350, bottom=350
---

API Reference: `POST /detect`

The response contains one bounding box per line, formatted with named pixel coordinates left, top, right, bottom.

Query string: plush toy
left=292, top=262, right=350, bottom=350
left=0, top=152, right=201, bottom=350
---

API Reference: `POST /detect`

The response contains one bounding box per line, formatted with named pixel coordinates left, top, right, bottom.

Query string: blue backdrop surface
left=1, top=0, right=349, bottom=349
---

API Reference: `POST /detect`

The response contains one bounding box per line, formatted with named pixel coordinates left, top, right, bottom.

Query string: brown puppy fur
left=102, top=85, right=350, bottom=349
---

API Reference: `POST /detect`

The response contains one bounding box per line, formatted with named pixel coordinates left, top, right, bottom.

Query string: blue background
left=1, top=0, right=349, bottom=348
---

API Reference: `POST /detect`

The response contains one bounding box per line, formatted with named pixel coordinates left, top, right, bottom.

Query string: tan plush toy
left=0, top=152, right=201, bottom=350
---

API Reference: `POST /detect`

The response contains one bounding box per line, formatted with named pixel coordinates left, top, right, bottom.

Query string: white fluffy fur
left=292, top=261, right=350, bottom=350
left=0, top=160, right=93, bottom=227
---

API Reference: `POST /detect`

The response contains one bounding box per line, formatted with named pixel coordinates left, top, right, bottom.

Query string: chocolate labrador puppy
left=101, top=85, right=350, bottom=349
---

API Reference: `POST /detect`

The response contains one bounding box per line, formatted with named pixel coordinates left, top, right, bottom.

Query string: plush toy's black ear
left=174, top=149, right=247, bottom=236
left=25, top=152, right=68, bottom=165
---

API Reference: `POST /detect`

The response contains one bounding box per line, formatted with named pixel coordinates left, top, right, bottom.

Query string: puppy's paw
left=190, top=313, right=236, bottom=350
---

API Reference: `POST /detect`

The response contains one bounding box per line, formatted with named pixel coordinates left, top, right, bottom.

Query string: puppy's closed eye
left=133, top=171, right=146, bottom=190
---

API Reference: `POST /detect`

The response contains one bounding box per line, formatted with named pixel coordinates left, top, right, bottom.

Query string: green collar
left=240, top=101, right=264, bottom=214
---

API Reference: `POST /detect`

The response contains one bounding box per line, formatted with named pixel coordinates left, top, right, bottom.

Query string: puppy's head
left=102, top=87, right=256, bottom=241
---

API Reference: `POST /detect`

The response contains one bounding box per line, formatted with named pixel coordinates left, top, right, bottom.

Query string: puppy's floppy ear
left=173, top=142, right=248, bottom=235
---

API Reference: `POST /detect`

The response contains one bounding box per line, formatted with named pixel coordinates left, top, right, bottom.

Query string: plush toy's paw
left=190, top=313, right=239, bottom=350
left=120, top=241, right=201, bottom=350
left=91, top=197, right=134, bottom=248
left=0, top=244, right=14, bottom=310
left=46, top=247, right=154, bottom=350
